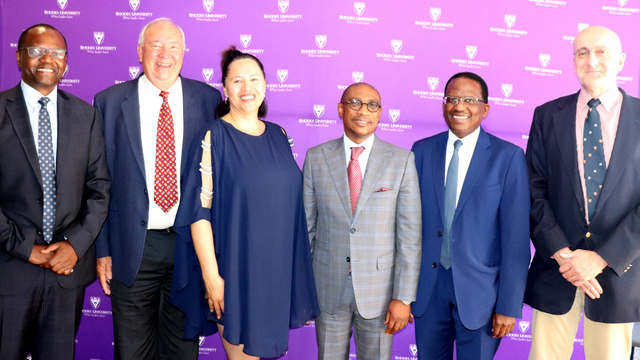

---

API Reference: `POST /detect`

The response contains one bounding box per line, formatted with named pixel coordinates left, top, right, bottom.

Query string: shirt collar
left=447, top=126, right=481, bottom=149
left=343, top=133, right=375, bottom=151
left=139, top=74, right=182, bottom=98
left=578, top=86, right=621, bottom=112
left=20, top=80, right=58, bottom=109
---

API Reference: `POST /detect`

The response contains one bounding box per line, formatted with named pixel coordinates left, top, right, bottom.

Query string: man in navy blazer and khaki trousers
left=526, top=26, right=640, bottom=360
left=304, top=82, right=422, bottom=360
left=411, top=72, right=530, bottom=360
left=93, top=18, right=221, bottom=359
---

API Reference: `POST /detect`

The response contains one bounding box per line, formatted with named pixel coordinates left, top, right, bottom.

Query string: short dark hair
left=340, top=82, right=380, bottom=102
left=18, top=23, right=67, bottom=51
left=215, top=45, right=268, bottom=118
left=444, top=72, right=488, bottom=103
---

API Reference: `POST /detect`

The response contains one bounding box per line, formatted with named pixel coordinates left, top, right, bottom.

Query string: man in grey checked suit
left=303, top=82, right=422, bottom=360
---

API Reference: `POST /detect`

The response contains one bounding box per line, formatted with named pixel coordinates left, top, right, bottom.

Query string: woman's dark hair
left=215, top=45, right=268, bottom=118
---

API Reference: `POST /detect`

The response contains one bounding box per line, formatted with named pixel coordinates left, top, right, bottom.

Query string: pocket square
left=375, top=187, right=390, bottom=192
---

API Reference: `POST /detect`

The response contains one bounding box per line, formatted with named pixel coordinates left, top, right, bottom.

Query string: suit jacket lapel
left=122, top=80, right=146, bottom=178
left=323, top=138, right=352, bottom=218
left=181, top=78, right=196, bottom=176
left=355, top=136, right=391, bottom=217
left=6, top=86, right=42, bottom=187
left=594, top=89, right=640, bottom=220
left=455, top=128, right=490, bottom=218
left=56, top=91, right=72, bottom=185
left=553, top=92, right=584, bottom=210
left=432, top=133, right=447, bottom=226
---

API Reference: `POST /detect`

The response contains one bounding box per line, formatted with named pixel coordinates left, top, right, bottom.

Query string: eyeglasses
left=574, top=48, right=611, bottom=60
left=340, top=99, right=381, bottom=112
left=443, top=96, right=485, bottom=106
left=22, top=46, right=67, bottom=60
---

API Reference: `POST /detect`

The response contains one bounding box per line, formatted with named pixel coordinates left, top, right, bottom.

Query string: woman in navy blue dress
left=171, top=47, right=319, bottom=359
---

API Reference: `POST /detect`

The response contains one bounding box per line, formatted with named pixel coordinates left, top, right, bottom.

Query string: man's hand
left=41, top=240, right=78, bottom=275
left=28, top=244, right=53, bottom=265
left=558, top=249, right=607, bottom=299
left=384, top=300, right=412, bottom=335
left=552, top=247, right=573, bottom=267
left=97, top=256, right=113, bottom=295
left=577, top=278, right=604, bottom=300
left=492, top=313, right=515, bottom=338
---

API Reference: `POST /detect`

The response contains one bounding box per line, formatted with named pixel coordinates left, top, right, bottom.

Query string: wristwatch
left=401, top=300, right=412, bottom=306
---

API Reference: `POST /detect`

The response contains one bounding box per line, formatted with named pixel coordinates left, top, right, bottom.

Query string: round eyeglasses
left=443, top=96, right=485, bottom=106
left=23, top=46, right=67, bottom=60
left=341, top=99, right=381, bottom=113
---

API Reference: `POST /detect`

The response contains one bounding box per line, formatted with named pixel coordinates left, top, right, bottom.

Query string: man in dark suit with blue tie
left=0, top=24, right=110, bottom=359
left=526, top=26, right=640, bottom=360
left=411, top=72, right=530, bottom=359
left=93, top=18, right=221, bottom=359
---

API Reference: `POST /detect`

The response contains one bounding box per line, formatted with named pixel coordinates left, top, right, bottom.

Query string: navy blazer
left=0, top=84, right=110, bottom=294
left=525, top=88, right=640, bottom=323
left=412, top=128, right=530, bottom=330
left=94, top=76, right=221, bottom=286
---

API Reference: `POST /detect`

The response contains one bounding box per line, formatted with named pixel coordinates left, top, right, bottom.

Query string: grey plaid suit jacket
left=303, top=135, right=422, bottom=319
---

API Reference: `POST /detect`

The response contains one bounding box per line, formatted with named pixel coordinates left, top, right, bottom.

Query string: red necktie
left=154, top=91, right=178, bottom=213
left=348, top=146, right=365, bottom=215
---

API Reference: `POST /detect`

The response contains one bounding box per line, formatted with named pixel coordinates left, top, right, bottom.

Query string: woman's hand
left=204, top=274, right=225, bottom=319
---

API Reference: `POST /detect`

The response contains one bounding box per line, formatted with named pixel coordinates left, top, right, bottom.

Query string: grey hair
left=137, top=17, right=186, bottom=48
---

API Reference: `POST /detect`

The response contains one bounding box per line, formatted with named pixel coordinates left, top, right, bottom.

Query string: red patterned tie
left=348, top=146, right=365, bottom=215
left=154, top=91, right=178, bottom=213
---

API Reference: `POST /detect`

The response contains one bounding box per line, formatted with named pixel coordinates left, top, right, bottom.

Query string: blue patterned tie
left=584, top=98, right=605, bottom=221
left=38, top=97, right=56, bottom=243
left=440, top=139, right=461, bottom=270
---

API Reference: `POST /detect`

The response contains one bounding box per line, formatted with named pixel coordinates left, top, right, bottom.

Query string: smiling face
left=339, top=83, right=381, bottom=144
left=442, top=77, right=489, bottom=138
left=223, top=58, right=266, bottom=116
left=137, top=20, right=184, bottom=90
left=16, top=27, right=67, bottom=95
left=573, top=26, right=625, bottom=98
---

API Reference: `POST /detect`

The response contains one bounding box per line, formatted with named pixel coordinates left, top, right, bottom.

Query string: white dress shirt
left=343, top=133, right=376, bottom=177
left=21, top=80, right=58, bottom=163
left=138, top=75, right=184, bottom=229
left=445, top=127, right=481, bottom=206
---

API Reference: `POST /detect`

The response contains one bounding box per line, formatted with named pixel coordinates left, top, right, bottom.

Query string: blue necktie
left=38, top=97, right=56, bottom=243
left=583, top=98, right=605, bottom=221
left=440, top=139, right=462, bottom=270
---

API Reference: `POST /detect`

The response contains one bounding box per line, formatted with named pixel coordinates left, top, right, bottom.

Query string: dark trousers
left=415, top=266, right=501, bottom=360
left=0, top=267, right=85, bottom=360
left=110, top=229, right=198, bottom=360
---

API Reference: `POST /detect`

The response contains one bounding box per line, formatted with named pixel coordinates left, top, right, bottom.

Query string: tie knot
left=38, top=97, right=50, bottom=107
left=160, top=91, right=169, bottom=100
left=453, top=139, right=462, bottom=151
left=588, top=98, right=601, bottom=109
left=351, top=146, right=365, bottom=160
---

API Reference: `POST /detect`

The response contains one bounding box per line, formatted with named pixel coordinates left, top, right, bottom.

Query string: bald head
left=573, top=26, right=625, bottom=98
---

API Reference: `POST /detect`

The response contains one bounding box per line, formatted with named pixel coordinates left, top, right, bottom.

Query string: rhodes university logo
left=409, top=344, right=418, bottom=356
left=539, top=53, right=550, bottom=68
left=578, top=23, right=589, bottom=32
left=504, top=14, right=516, bottom=28
left=466, top=45, right=477, bottom=60
left=203, top=0, right=214, bottom=13
left=58, top=0, right=68, bottom=10
left=130, top=0, right=140, bottom=11
left=430, top=7, right=441, bottom=21
left=93, top=32, right=105, bottom=45
left=277, top=69, right=288, bottom=83
left=278, top=0, right=289, bottom=13
left=391, top=39, right=403, bottom=54
left=428, top=77, right=439, bottom=91
left=519, top=320, right=530, bottom=333
left=240, top=34, right=252, bottom=48
left=352, top=71, right=364, bottom=83
left=90, top=296, right=101, bottom=309
left=313, top=105, right=325, bottom=118
left=202, top=68, right=214, bottom=82
left=501, top=84, right=513, bottom=98
left=619, top=0, right=629, bottom=6
left=354, top=2, right=365, bottom=16
left=388, top=109, right=400, bottom=123
left=315, top=35, right=327, bottom=49
left=129, top=66, right=140, bottom=79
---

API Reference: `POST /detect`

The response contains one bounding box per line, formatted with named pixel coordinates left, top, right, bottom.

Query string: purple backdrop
left=2, top=0, right=640, bottom=359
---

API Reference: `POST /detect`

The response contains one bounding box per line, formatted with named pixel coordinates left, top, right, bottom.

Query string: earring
left=225, top=98, right=229, bottom=105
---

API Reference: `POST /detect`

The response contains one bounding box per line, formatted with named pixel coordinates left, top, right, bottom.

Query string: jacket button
left=37, top=231, right=43, bottom=236
left=346, top=257, right=350, bottom=262
left=586, top=232, right=591, bottom=238
left=437, top=231, right=442, bottom=237
left=432, top=263, right=438, bottom=268
left=141, top=220, right=146, bottom=226
left=350, top=228, right=356, bottom=234
left=144, top=189, right=148, bottom=195
left=36, top=198, right=43, bottom=204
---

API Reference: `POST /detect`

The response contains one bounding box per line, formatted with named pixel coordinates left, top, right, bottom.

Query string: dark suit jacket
left=93, top=76, right=221, bottom=286
left=0, top=84, right=110, bottom=294
left=412, top=128, right=530, bottom=330
left=525, top=88, right=640, bottom=323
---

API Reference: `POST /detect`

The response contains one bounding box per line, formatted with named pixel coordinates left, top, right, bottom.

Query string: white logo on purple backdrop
left=240, top=35, right=252, bottom=48
left=466, top=45, right=477, bottom=60
left=315, top=35, right=327, bottom=49
left=619, top=0, right=629, bottom=7
left=93, top=32, right=105, bottom=45
left=313, top=105, right=325, bottom=118
left=202, top=68, right=214, bottom=82
left=391, top=40, right=403, bottom=54
left=539, top=54, right=550, bottom=68
left=278, top=0, right=289, bottom=14
left=501, top=84, right=513, bottom=98
left=354, top=2, right=366, bottom=16
left=130, top=0, right=140, bottom=11
left=519, top=320, right=530, bottom=333
left=63, top=64, right=69, bottom=78
left=352, top=71, right=364, bottom=83
left=428, top=77, right=439, bottom=91
left=578, top=23, right=589, bottom=32
left=504, top=14, right=516, bottom=29
left=203, top=0, right=214, bottom=13
left=90, top=296, right=101, bottom=309
left=199, top=336, right=205, bottom=346
left=410, top=344, right=418, bottom=356
left=129, top=66, right=140, bottom=79
left=430, top=8, right=441, bottom=21
left=277, top=69, right=288, bottom=83
left=58, top=0, right=68, bottom=10
left=388, top=109, right=400, bottom=123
